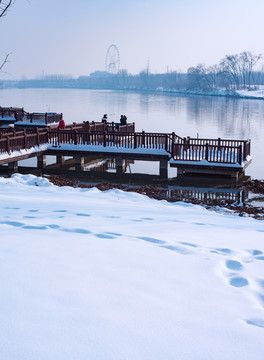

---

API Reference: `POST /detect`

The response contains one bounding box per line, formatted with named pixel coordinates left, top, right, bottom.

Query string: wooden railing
left=65, top=121, right=135, bottom=133
left=0, top=106, right=62, bottom=125
left=0, top=126, right=251, bottom=166
left=0, top=128, right=48, bottom=155
left=171, top=136, right=251, bottom=164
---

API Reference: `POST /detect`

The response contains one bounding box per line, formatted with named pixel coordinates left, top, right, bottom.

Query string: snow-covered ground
left=157, top=86, right=264, bottom=99
left=0, top=174, right=264, bottom=360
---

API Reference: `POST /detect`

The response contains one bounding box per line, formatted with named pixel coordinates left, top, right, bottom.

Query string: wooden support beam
left=75, top=155, right=84, bottom=171
left=159, top=159, right=168, bottom=178
left=8, top=161, right=18, bottom=175
left=37, top=155, right=47, bottom=169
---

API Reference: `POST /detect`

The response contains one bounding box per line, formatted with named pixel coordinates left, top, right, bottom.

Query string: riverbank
left=155, top=86, right=264, bottom=100
left=43, top=175, right=264, bottom=220
left=2, top=83, right=264, bottom=100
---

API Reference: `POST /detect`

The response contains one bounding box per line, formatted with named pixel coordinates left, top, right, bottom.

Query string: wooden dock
left=0, top=106, right=62, bottom=128
left=0, top=108, right=251, bottom=181
left=0, top=124, right=251, bottom=180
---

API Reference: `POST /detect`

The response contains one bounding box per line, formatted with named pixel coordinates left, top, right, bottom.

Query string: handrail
left=0, top=126, right=251, bottom=166
left=0, top=106, right=62, bottom=124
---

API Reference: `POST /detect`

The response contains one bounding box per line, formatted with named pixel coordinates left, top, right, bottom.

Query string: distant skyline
left=1, top=0, right=264, bottom=80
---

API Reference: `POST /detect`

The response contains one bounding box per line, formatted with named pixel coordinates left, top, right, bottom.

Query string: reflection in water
left=0, top=88, right=263, bottom=178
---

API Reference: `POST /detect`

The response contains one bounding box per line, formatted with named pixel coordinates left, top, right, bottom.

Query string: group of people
left=101, top=113, right=128, bottom=128
left=57, top=113, right=128, bottom=132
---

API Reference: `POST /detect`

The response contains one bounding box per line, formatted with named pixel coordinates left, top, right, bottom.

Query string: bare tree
left=0, top=52, right=11, bottom=71
left=0, top=1, right=14, bottom=72
left=0, top=0, right=13, bottom=18
left=220, top=54, right=242, bottom=89
left=240, top=51, right=262, bottom=89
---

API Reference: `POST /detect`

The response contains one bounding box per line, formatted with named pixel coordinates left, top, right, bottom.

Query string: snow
left=0, top=144, right=49, bottom=161
left=51, top=143, right=169, bottom=155
left=169, top=157, right=252, bottom=168
left=0, top=174, right=264, bottom=360
left=236, top=86, right=264, bottom=99
left=157, top=86, right=264, bottom=99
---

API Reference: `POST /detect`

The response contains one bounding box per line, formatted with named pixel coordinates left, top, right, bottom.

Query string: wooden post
left=36, top=127, right=40, bottom=146
left=205, top=143, right=209, bottom=161
left=142, top=131, right=145, bottom=147
left=103, top=132, right=106, bottom=147
left=116, top=157, right=124, bottom=174
left=37, top=155, right=47, bottom=169
left=6, top=136, right=10, bottom=154
left=56, top=155, right=65, bottom=166
left=159, top=159, right=168, bottom=178
left=45, top=112, right=48, bottom=124
left=238, top=144, right=242, bottom=164
left=243, top=141, right=247, bottom=160
left=8, top=161, right=18, bottom=175
left=172, top=132, right=175, bottom=158
left=75, top=155, right=84, bottom=171
left=24, top=130, right=27, bottom=149
left=74, top=130, right=78, bottom=145
left=134, top=134, right=137, bottom=149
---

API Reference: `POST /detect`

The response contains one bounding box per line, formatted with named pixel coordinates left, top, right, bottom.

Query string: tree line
left=3, top=50, right=262, bottom=93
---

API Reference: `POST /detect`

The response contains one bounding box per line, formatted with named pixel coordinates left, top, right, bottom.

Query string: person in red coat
left=58, top=118, right=65, bottom=130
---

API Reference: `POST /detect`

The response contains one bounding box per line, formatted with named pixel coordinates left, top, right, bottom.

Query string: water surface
left=0, top=88, right=263, bottom=179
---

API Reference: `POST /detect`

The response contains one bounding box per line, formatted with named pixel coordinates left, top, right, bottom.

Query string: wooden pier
left=0, top=107, right=251, bottom=181
left=0, top=123, right=251, bottom=181
left=0, top=106, right=62, bottom=128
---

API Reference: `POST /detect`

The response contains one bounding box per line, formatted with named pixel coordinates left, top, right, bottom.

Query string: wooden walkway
left=0, top=121, right=251, bottom=180
left=0, top=106, right=62, bottom=127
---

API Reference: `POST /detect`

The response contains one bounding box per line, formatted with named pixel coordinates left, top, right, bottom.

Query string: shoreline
left=43, top=175, right=264, bottom=220
left=1, top=86, right=264, bottom=100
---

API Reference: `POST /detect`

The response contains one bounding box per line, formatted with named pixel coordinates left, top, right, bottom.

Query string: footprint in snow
left=0, top=221, right=24, bottom=227
left=161, top=244, right=192, bottom=255
left=22, top=225, right=47, bottom=230
left=103, top=215, right=120, bottom=219
left=75, top=213, right=91, bottom=217
left=245, top=318, right=264, bottom=328
left=229, top=277, right=248, bottom=287
left=104, top=232, right=122, bottom=237
left=95, top=233, right=116, bottom=239
left=137, top=236, right=165, bottom=245
left=226, top=260, right=243, bottom=271
left=251, top=249, right=263, bottom=256
left=180, top=241, right=198, bottom=248
left=59, top=228, right=91, bottom=234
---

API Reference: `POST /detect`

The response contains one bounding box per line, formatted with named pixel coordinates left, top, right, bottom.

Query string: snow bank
left=0, top=174, right=264, bottom=360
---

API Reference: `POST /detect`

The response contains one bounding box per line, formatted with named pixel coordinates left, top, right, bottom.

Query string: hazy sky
left=1, top=0, right=264, bottom=79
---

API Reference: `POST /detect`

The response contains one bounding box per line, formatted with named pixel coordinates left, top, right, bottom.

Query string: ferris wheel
left=105, top=44, right=120, bottom=74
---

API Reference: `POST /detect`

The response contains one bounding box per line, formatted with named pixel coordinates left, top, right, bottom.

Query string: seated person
left=101, top=114, right=108, bottom=123
left=120, top=115, right=127, bottom=125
